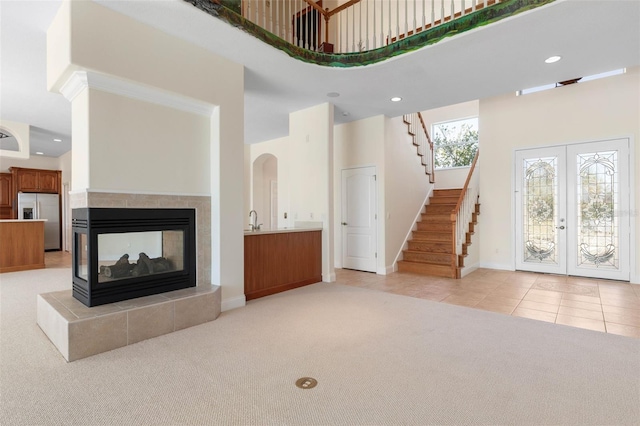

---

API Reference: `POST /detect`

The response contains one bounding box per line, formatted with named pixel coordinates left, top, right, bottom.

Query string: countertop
left=0, top=219, right=48, bottom=223
left=244, top=227, right=322, bottom=236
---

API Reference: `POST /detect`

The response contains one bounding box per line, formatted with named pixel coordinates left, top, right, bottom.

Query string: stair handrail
left=417, top=112, right=435, bottom=183
left=450, top=149, right=480, bottom=258
left=402, top=112, right=435, bottom=182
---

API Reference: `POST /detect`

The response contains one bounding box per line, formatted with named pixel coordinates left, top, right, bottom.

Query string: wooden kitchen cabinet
left=244, top=230, right=322, bottom=300
left=0, top=173, right=13, bottom=219
left=0, top=174, right=12, bottom=208
left=10, top=167, right=61, bottom=194
left=0, top=220, right=45, bottom=273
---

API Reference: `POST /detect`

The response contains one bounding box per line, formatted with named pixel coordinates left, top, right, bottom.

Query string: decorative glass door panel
left=515, top=147, right=566, bottom=275
left=567, top=140, right=629, bottom=280
left=516, top=140, right=630, bottom=281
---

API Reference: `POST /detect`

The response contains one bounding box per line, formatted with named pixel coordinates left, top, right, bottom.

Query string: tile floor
left=336, top=267, right=640, bottom=339
left=45, top=250, right=72, bottom=269
left=45, top=252, right=640, bottom=339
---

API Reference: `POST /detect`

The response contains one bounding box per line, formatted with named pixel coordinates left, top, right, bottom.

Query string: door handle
left=341, top=222, right=348, bottom=226
left=556, top=226, right=565, bottom=230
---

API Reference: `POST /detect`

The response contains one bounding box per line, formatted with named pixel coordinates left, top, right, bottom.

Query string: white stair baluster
left=431, top=0, right=435, bottom=27
left=359, top=2, right=362, bottom=51
left=413, top=0, right=417, bottom=36
left=405, top=0, right=408, bottom=38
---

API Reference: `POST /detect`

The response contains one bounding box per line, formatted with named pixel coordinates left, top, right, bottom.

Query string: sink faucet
left=249, top=210, right=262, bottom=231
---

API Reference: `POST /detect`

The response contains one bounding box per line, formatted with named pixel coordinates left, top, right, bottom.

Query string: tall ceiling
left=1, top=0, right=639, bottom=157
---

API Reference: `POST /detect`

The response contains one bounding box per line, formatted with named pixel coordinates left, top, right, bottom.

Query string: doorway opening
left=252, top=154, right=278, bottom=230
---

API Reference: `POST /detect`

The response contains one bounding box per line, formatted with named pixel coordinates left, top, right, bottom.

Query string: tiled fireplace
left=37, top=192, right=220, bottom=362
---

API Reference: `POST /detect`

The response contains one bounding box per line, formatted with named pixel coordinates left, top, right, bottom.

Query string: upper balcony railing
left=190, top=0, right=554, bottom=66
left=240, top=0, right=503, bottom=54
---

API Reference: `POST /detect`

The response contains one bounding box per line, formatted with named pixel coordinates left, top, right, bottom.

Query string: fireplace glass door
left=97, top=230, right=184, bottom=283
left=72, top=207, right=196, bottom=307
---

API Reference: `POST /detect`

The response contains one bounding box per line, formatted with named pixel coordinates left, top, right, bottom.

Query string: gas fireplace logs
left=100, top=253, right=174, bottom=279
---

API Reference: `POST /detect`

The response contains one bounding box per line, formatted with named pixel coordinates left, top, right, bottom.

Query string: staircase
left=397, top=188, right=480, bottom=279
left=402, top=113, right=434, bottom=183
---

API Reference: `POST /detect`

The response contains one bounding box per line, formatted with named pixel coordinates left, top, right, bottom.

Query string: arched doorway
left=252, top=154, right=278, bottom=230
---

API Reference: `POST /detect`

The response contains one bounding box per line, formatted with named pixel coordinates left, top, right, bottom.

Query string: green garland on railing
left=184, top=0, right=555, bottom=67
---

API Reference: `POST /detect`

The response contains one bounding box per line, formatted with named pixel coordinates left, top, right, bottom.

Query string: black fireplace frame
left=72, top=208, right=196, bottom=307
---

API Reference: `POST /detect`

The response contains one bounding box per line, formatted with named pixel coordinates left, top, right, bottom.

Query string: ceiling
left=1, top=0, right=639, bottom=157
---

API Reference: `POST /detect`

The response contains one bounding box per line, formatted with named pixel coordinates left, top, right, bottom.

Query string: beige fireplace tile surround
left=37, top=191, right=220, bottom=361
left=71, top=191, right=212, bottom=286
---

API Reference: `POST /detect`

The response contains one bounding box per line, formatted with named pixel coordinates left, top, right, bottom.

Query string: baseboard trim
left=478, top=262, right=514, bottom=271
left=221, top=295, right=246, bottom=312
left=378, top=265, right=396, bottom=275
left=460, top=263, right=480, bottom=278
left=323, top=272, right=336, bottom=282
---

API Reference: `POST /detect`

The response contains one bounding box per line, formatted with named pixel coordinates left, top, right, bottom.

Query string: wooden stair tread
left=411, top=232, right=452, bottom=241
left=397, top=261, right=457, bottom=278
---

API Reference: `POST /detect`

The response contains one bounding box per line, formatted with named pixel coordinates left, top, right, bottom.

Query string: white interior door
left=342, top=167, right=377, bottom=273
left=515, top=139, right=630, bottom=281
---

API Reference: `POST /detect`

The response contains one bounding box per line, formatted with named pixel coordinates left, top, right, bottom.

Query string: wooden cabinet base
left=246, top=277, right=322, bottom=301
left=244, top=230, right=322, bottom=300
left=0, top=221, right=45, bottom=273
left=0, top=263, right=46, bottom=273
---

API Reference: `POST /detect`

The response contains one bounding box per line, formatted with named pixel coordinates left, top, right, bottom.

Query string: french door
left=515, top=139, right=630, bottom=281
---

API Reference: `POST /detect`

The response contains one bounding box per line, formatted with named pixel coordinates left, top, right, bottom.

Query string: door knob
left=341, top=222, right=347, bottom=226
left=556, top=225, right=565, bottom=230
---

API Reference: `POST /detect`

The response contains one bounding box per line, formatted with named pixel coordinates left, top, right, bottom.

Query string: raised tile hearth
left=37, top=285, right=221, bottom=362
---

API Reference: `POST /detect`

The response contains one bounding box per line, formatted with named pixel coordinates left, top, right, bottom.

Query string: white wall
left=87, top=89, right=211, bottom=194
left=251, top=136, right=292, bottom=228
left=434, top=167, right=470, bottom=189
left=250, top=103, right=335, bottom=281
left=421, top=99, right=479, bottom=129
left=384, top=116, right=434, bottom=271
left=0, top=156, right=60, bottom=173
left=263, top=156, right=277, bottom=229
left=334, top=115, right=386, bottom=271
left=479, top=67, right=640, bottom=282
left=251, top=153, right=277, bottom=230
left=47, top=0, right=246, bottom=308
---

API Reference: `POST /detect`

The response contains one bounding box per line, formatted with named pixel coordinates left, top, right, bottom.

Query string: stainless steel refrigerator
left=17, top=193, right=61, bottom=250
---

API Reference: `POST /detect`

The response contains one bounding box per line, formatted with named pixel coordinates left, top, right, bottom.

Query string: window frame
left=431, top=116, right=479, bottom=170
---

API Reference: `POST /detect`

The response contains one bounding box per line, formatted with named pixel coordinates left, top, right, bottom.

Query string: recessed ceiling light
left=35, top=152, right=44, bottom=155
left=53, top=138, right=62, bottom=142
left=545, top=56, right=562, bottom=64
left=327, top=92, right=340, bottom=98
left=391, top=97, right=402, bottom=102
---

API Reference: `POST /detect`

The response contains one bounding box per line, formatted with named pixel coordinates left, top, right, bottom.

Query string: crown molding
left=59, top=71, right=88, bottom=102
left=59, top=70, right=215, bottom=116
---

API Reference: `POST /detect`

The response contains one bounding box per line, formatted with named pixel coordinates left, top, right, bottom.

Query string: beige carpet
left=1, top=266, right=639, bottom=425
